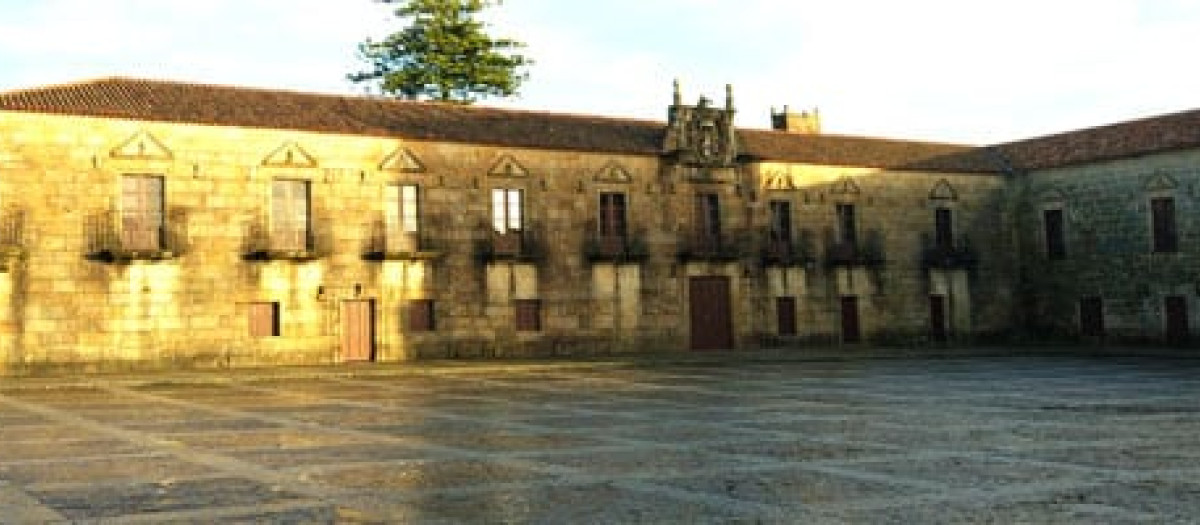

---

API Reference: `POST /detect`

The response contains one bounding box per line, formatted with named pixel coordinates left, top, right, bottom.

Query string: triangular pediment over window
left=488, top=154, right=529, bottom=178
left=262, top=141, right=318, bottom=168
left=830, top=176, right=861, bottom=195
left=110, top=130, right=173, bottom=160
left=380, top=146, right=425, bottom=173
left=1145, top=172, right=1178, bottom=192
left=594, top=161, right=632, bottom=183
left=929, top=179, right=958, bottom=200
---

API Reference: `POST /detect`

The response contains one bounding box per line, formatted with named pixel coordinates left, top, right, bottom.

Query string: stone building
left=0, top=77, right=1195, bottom=373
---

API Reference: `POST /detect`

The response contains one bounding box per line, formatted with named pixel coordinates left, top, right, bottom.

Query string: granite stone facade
left=0, top=78, right=1194, bottom=372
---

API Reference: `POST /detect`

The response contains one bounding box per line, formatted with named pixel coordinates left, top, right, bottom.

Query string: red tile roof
left=5, top=77, right=1193, bottom=174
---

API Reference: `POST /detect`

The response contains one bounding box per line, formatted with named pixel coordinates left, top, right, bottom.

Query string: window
left=1079, top=296, right=1104, bottom=337
left=836, top=203, right=857, bottom=246
left=776, top=296, right=797, bottom=336
left=406, top=299, right=435, bottom=332
left=934, top=207, right=954, bottom=250
left=272, top=179, right=311, bottom=251
left=121, top=175, right=164, bottom=251
left=1151, top=197, right=1177, bottom=253
left=1043, top=208, right=1066, bottom=260
left=492, top=188, right=523, bottom=233
left=515, top=299, right=541, bottom=332
left=386, top=184, right=420, bottom=252
left=768, top=200, right=793, bottom=246
left=598, top=192, right=628, bottom=240
left=1165, top=295, right=1189, bottom=344
left=248, top=302, right=280, bottom=337
left=694, top=192, right=721, bottom=245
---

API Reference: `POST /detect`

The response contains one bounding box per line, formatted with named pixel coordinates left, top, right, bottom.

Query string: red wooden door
left=841, top=296, right=861, bottom=343
left=689, top=276, right=733, bottom=350
left=929, top=295, right=948, bottom=342
left=341, top=299, right=375, bottom=362
left=1164, top=296, right=1189, bottom=345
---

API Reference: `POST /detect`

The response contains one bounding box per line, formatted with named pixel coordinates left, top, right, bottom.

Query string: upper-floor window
left=492, top=188, right=523, bottom=233
left=1151, top=196, right=1178, bottom=253
left=386, top=184, right=420, bottom=252
left=121, top=174, right=164, bottom=251
left=598, top=192, right=628, bottom=241
left=271, top=179, right=311, bottom=251
left=836, top=203, right=857, bottom=247
left=1043, top=208, right=1066, bottom=260
left=768, top=200, right=793, bottom=246
left=934, top=207, right=954, bottom=249
left=694, top=192, right=721, bottom=244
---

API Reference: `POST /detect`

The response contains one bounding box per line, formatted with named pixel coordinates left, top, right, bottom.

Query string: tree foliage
left=349, top=0, right=531, bottom=103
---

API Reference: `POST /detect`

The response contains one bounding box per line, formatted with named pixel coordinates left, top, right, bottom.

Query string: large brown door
left=1164, top=295, right=1189, bottom=345
left=929, top=295, right=948, bottom=342
left=341, top=299, right=376, bottom=362
left=840, top=296, right=861, bottom=343
left=689, top=276, right=733, bottom=350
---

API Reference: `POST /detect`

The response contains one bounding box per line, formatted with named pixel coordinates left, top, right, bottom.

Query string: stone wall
left=1016, top=149, right=1200, bottom=344
left=0, top=110, right=1020, bottom=373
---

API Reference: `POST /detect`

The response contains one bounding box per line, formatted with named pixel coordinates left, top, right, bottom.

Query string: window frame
left=492, top=188, right=523, bottom=233
left=120, top=174, right=165, bottom=251
left=1042, top=207, right=1066, bottom=260
left=1150, top=196, right=1178, bottom=253
left=271, top=179, right=312, bottom=252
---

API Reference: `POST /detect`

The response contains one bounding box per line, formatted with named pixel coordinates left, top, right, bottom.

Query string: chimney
left=771, top=105, right=821, bottom=134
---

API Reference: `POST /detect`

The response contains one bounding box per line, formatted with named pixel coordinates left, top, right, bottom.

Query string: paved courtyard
left=1, top=354, right=1199, bottom=523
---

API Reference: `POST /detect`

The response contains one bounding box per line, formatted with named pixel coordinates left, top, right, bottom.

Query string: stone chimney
left=771, top=106, right=821, bottom=134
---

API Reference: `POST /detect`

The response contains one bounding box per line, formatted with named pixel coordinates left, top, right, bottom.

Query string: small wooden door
left=689, top=276, right=733, bottom=350
left=840, top=296, right=861, bottom=343
left=341, top=299, right=376, bottom=362
left=1079, top=296, right=1104, bottom=338
left=1164, top=296, right=1189, bottom=345
left=929, top=295, right=948, bottom=342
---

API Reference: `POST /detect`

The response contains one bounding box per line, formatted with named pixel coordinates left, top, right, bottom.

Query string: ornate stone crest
left=663, top=81, right=738, bottom=168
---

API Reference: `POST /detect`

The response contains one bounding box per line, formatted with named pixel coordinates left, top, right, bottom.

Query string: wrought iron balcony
left=761, top=230, right=816, bottom=267
left=241, top=212, right=330, bottom=261
left=824, top=230, right=885, bottom=267
left=677, top=230, right=749, bottom=262
left=85, top=209, right=185, bottom=262
left=476, top=224, right=542, bottom=262
left=583, top=223, right=648, bottom=263
left=920, top=233, right=977, bottom=270
left=362, top=220, right=441, bottom=261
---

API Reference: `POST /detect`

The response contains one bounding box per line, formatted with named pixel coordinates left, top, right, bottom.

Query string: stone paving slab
left=0, top=354, right=1199, bottom=523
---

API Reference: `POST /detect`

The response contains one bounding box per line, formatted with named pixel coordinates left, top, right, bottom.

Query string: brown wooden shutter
left=1151, top=197, right=1177, bottom=253
left=249, top=302, right=280, bottom=337
left=1043, top=209, right=1066, bottom=260
left=272, top=180, right=310, bottom=251
left=406, top=299, right=435, bottom=332
left=121, top=175, right=163, bottom=251
left=776, top=296, right=797, bottom=336
left=934, top=208, right=953, bottom=250
left=515, top=300, right=541, bottom=332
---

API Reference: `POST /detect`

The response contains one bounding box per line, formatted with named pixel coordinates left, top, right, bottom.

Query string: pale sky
left=1, top=0, right=1198, bottom=145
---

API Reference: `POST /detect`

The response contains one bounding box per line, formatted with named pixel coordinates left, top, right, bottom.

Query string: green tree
left=349, top=0, right=531, bottom=103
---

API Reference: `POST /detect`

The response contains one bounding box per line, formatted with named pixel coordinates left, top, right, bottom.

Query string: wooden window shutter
left=249, top=302, right=280, bottom=337
left=1151, top=197, right=1177, bottom=253
left=776, top=296, right=797, bottom=336
left=272, top=180, right=310, bottom=251
left=515, top=299, right=541, bottom=332
left=121, top=175, right=163, bottom=251
left=406, top=299, right=435, bottom=332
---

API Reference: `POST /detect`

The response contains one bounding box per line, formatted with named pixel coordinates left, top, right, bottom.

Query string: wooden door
left=1164, top=295, right=1189, bottom=345
left=341, top=299, right=375, bottom=362
left=689, top=276, right=733, bottom=350
left=840, top=296, right=861, bottom=343
left=929, top=295, right=948, bottom=342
